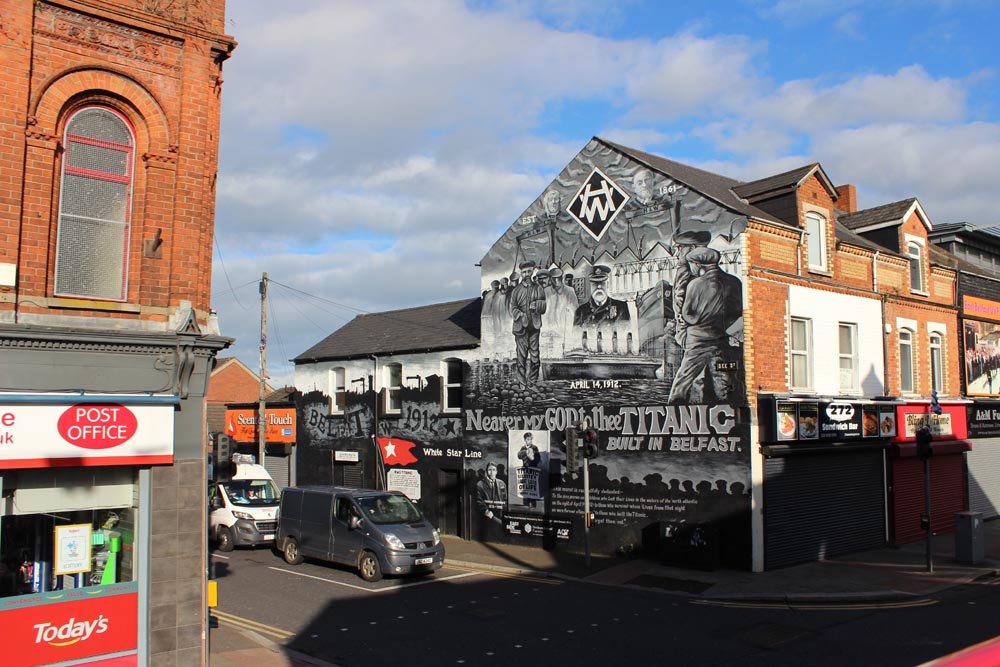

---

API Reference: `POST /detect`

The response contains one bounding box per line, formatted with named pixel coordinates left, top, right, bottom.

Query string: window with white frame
left=899, top=329, right=915, bottom=393
left=789, top=317, right=813, bottom=390
left=930, top=334, right=943, bottom=394
left=329, top=367, right=346, bottom=414
left=384, top=363, right=402, bottom=413
left=55, top=106, right=135, bottom=301
left=805, top=212, right=827, bottom=271
left=839, top=322, right=858, bottom=392
left=907, top=241, right=924, bottom=292
left=442, top=359, right=462, bottom=412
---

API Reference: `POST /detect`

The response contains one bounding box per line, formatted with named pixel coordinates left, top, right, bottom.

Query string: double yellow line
left=212, top=609, right=294, bottom=640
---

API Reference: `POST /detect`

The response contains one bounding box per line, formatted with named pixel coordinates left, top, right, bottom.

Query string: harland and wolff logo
left=567, top=168, right=629, bottom=241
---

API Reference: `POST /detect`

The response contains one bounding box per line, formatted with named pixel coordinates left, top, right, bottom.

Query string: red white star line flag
left=376, top=437, right=418, bottom=466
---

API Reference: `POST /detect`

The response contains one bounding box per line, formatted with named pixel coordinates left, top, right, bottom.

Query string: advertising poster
left=54, top=524, right=92, bottom=575
left=508, top=430, right=549, bottom=512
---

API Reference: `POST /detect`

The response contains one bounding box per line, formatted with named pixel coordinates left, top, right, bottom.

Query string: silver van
left=277, top=486, right=445, bottom=581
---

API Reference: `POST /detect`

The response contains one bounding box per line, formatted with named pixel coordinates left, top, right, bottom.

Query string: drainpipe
left=370, top=354, right=385, bottom=489
left=872, top=251, right=891, bottom=396
left=796, top=228, right=804, bottom=276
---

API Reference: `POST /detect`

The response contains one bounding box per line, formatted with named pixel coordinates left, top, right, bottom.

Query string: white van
left=209, top=455, right=280, bottom=551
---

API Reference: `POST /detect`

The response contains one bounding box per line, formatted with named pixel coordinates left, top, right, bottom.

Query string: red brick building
left=0, top=2, right=234, bottom=664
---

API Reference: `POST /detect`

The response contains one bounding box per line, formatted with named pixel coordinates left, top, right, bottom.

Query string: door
left=437, top=469, right=462, bottom=536
left=331, top=496, right=365, bottom=565
left=298, top=491, right=333, bottom=558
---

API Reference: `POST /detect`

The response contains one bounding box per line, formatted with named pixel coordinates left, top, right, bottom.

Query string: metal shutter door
left=892, top=454, right=966, bottom=545
left=764, top=450, right=886, bottom=570
left=264, top=454, right=290, bottom=491
left=968, top=438, right=1000, bottom=519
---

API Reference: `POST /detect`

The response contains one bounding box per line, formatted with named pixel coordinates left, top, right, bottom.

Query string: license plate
left=414, top=557, right=433, bottom=565
left=263, top=535, right=274, bottom=540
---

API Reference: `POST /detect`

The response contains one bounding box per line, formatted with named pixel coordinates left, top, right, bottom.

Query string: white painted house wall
left=787, top=284, right=885, bottom=396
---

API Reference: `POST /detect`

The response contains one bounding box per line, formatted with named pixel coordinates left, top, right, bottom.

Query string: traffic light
left=216, top=434, right=233, bottom=477
left=916, top=426, right=933, bottom=460
left=581, top=427, right=600, bottom=459
left=564, top=426, right=579, bottom=475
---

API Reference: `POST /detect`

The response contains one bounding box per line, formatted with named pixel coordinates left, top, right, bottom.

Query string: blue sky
left=211, top=0, right=1000, bottom=386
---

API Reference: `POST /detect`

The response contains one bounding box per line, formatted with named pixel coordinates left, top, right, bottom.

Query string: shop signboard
left=968, top=402, right=1000, bottom=438
left=225, top=407, right=296, bottom=443
left=1, top=582, right=138, bottom=667
left=0, top=399, right=174, bottom=469
left=767, top=399, right=895, bottom=443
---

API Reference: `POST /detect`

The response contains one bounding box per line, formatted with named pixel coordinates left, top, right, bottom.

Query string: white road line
left=212, top=554, right=230, bottom=560
left=269, top=567, right=478, bottom=592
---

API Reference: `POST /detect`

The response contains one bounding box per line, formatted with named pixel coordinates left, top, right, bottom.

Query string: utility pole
left=258, top=272, right=268, bottom=469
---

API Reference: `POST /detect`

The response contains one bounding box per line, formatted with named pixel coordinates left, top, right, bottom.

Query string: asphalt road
left=210, top=547, right=1000, bottom=667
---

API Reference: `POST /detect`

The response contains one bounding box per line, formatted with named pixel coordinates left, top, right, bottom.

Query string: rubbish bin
left=955, top=511, right=984, bottom=565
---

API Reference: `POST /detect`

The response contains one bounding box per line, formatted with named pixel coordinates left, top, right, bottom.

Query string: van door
left=331, top=496, right=364, bottom=565
left=299, top=491, right=333, bottom=558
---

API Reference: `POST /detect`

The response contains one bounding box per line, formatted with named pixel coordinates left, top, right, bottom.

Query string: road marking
left=212, top=554, right=230, bottom=560
left=690, top=598, right=937, bottom=610
left=212, top=609, right=294, bottom=640
left=269, top=566, right=479, bottom=592
left=445, top=564, right=562, bottom=584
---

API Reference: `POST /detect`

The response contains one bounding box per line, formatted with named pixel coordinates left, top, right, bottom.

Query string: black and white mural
left=468, top=139, right=751, bottom=564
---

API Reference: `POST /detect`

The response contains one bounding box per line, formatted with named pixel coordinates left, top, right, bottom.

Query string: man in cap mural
left=671, top=230, right=712, bottom=348
left=574, top=265, right=631, bottom=326
left=510, top=260, right=547, bottom=385
left=667, top=247, right=743, bottom=404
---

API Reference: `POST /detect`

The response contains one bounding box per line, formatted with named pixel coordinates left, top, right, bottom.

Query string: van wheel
left=358, top=551, right=382, bottom=582
left=283, top=538, right=303, bottom=565
left=217, top=526, right=234, bottom=552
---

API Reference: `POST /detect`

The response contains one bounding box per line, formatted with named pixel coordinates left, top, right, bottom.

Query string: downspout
left=874, top=251, right=890, bottom=396
left=370, top=354, right=385, bottom=489
left=796, top=228, right=805, bottom=276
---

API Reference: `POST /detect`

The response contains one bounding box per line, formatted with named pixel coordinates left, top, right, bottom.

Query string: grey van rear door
left=332, top=496, right=364, bottom=565
left=299, top=490, right=333, bottom=558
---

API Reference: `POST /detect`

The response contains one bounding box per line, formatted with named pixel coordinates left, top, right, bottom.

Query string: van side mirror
left=349, top=515, right=362, bottom=531
left=210, top=496, right=222, bottom=510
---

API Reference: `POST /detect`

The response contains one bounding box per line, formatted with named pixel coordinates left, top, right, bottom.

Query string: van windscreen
left=358, top=494, right=421, bottom=525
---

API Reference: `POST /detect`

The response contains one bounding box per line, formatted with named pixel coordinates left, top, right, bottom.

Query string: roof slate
left=731, top=164, right=819, bottom=201
left=839, top=198, right=916, bottom=231
left=598, top=139, right=786, bottom=225
left=294, top=298, right=481, bottom=363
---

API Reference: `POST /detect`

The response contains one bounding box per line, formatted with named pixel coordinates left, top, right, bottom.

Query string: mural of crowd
left=965, top=320, right=1000, bottom=396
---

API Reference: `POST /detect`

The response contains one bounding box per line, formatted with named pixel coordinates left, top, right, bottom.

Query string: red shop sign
left=57, top=404, right=139, bottom=450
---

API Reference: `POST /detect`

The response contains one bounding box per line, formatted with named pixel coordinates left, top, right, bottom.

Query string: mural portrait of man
left=510, top=260, right=547, bottom=385
left=574, top=265, right=630, bottom=326
left=667, top=247, right=743, bottom=404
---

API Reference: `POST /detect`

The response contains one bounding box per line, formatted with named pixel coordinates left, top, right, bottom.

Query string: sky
left=210, top=0, right=1000, bottom=388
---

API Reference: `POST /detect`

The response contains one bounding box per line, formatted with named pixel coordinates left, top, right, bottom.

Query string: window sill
left=442, top=407, right=461, bottom=415
left=48, top=296, right=140, bottom=313
left=911, top=289, right=929, bottom=297
left=789, top=387, right=816, bottom=394
left=806, top=267, right=832, bottom=277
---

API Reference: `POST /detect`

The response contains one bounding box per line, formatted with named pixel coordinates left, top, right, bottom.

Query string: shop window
left=789, top=317, right=813, bottom=390
left=442, top=359, right=462, bottom=413
left=839, top=322, right=858, bottom=393
left=384, top=363, right=402, bottom=414
left=900, top=329, right=915, bottom=393
left=329, top=367, right=346, bottom=414
left=55, top=106, right=135, bottom=301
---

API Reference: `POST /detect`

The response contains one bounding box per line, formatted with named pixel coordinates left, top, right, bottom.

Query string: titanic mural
left=467, top=139, right=751, bottom=563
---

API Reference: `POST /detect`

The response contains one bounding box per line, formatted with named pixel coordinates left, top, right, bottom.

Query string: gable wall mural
left=292, top=139, right=753, bottom=566
left=469, top=139, right=751, bottom=563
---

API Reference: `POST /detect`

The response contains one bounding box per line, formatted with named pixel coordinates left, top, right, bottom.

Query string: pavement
left=209, top=517, right=1000, bottom=666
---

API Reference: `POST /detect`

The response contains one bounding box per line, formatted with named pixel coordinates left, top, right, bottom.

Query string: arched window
left=55, top=107, right=135, bottom=301
left=929, top=334, right=943, bottom=394
left=908, top=241, right=924, bottom=292
left=805, top=212, right=827, bottom=271
left=899, top=329, right=914, bottom=393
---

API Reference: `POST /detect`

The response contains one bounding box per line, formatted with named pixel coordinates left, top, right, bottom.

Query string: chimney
left=836, top=184, right=857, bottom=213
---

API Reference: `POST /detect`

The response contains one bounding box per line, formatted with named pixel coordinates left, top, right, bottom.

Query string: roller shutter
left=764, top=449, right=887, bottom=570
left=891, top=454, right=966, bottom=545
left=968, top=438, right=1000, bottom=519
left=264, top=454, right=291, bottom=491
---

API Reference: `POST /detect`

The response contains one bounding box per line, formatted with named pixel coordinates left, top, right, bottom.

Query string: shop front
left=967, top=400, right=1000, bottom=519
left=223, top=403, right=297, bottom=489
left=0, top=395, right=176, bottom=667
left=758, top=397, right=892, bottom=569
left=888, top=403, right=970, bottom=545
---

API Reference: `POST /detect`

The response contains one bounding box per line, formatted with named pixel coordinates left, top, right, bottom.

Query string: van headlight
left=432, top=528, right=441, bottom=546
left=233, top=511, right=254, bottom=520
left=384, top=533, right=406, bottom=550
